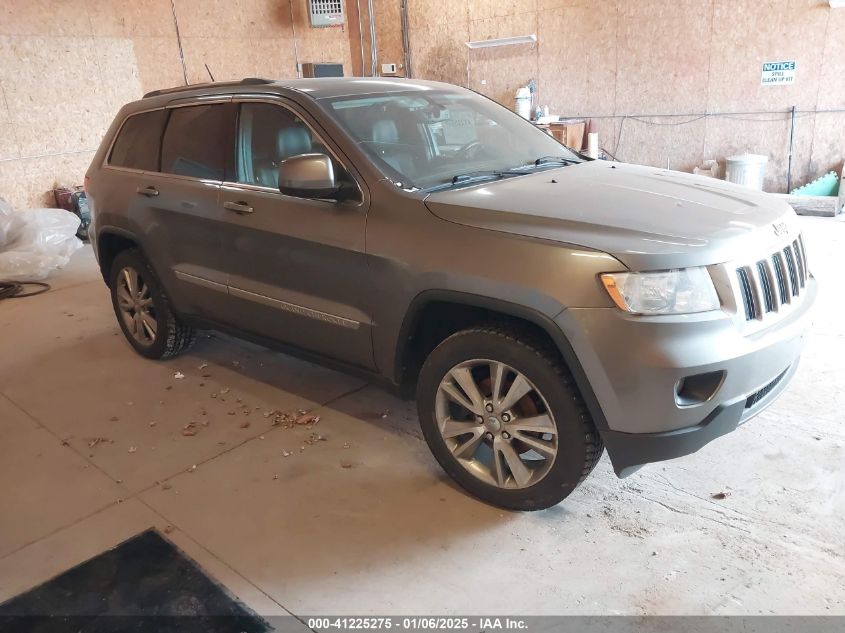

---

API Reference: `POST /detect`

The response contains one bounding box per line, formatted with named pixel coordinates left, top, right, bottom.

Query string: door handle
left=223, top=201, right=254, bottom=215
left=136, top=186, right=159, bottom=197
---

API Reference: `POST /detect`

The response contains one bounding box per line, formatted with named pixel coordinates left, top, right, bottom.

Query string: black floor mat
left=0, top=529, right=270, bottom=633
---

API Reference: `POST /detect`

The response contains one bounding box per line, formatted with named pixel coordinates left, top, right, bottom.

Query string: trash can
left=515, top=87, right=532, bottom=120
left=725, top=154, right=768, bottom=191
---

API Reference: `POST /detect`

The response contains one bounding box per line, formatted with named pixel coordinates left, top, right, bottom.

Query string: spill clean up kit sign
left=761, top=61, right=796, bottom=86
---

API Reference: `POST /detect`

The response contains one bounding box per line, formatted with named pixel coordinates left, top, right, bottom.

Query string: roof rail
left=142, top=77, right=274, bottom=99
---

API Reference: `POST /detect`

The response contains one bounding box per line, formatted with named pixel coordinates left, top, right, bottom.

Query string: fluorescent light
left=466, top=34, right=537, bottom=49
left=830, top=0, right=845, bottom=7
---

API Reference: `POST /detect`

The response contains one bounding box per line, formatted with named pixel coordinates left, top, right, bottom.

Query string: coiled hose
left=0, top=281, right=50, bottom=300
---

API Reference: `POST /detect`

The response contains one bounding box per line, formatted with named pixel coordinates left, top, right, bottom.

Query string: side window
left=109, top=109, right=168, bottom=171
left=235, top=103, right=330, bottom=188
left=160, top=104, right=230, bottom=180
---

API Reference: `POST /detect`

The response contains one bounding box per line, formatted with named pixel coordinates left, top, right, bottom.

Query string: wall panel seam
left=805, top=6, right=833, bottom=180
left=0, top=149, right=96, bottom=164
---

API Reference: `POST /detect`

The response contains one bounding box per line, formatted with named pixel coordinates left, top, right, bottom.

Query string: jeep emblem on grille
left=772, top=221, right=789, bottom=237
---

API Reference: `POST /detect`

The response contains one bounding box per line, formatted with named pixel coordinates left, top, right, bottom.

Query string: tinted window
left=109, top=109, right=168, bottom=171
left=161, top=104, right=230, bottom=180
left=235, top=103, right=328, bottom=188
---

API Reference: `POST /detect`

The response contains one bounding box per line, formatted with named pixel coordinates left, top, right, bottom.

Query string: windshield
left=322, top=89, right=581, bottom=189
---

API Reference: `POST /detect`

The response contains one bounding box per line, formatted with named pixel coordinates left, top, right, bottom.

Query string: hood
left=424, top=161, right=800, bottom=270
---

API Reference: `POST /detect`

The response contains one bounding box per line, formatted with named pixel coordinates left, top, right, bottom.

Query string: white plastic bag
left=0, top=197, right=13, bottom=249
left=0, top=199, right=83, bottom=281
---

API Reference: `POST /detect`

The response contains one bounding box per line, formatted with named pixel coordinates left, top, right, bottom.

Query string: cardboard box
left=547, top=120, right=586, bottom=151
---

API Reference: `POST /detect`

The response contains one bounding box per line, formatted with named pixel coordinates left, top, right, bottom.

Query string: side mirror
left=278, top=153, right=340, bottom=199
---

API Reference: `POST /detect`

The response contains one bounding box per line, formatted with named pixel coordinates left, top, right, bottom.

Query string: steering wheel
left=457, top=140, right=483, bottom=159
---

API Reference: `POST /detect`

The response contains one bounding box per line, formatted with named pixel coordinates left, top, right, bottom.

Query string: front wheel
left=109, top=249, right=196, bottom=360
left=416, top=326, right=603, bottom=510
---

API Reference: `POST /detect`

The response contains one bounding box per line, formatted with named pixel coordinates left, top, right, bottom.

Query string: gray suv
left=86, top=78, right=816, bottom=510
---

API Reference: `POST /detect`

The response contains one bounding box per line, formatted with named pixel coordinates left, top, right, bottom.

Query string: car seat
left=257, top=126, right=313, bottom=188
left=371, top=119, right=416, bottom=177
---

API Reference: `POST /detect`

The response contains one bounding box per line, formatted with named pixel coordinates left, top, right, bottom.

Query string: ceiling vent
left=309, top=0, right=345, bottom=27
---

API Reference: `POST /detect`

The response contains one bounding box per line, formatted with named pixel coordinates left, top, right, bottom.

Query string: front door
left=218, top=99, right=374, bottom=370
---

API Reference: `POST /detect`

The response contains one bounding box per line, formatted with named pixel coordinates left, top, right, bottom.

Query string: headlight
left=600, top=267, right=720, bottom=315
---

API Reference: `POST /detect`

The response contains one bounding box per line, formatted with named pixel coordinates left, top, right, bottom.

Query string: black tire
left=417, top=325, right=603, bottom=511
left=109, top=248, right=196, bottom=360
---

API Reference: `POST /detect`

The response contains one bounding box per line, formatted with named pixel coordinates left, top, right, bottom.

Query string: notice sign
left=761, top=61, right=796, bottom=86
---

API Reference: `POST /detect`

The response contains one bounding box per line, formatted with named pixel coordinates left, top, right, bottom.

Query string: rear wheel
left=417, top=326, right=603, bottom=510
left=109, top=249, right=196, bottom=359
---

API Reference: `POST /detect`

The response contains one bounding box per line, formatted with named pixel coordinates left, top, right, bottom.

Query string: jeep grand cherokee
left=85, top=78, right=816, bottom=510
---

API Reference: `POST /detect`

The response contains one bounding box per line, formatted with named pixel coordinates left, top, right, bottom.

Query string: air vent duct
left=309, top=0, right=345, bottom=27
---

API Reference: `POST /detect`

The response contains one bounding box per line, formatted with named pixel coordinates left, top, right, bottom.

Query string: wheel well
left=398, top=301, right=565, bottom=393
left=97, top=233, right=137, bottom=281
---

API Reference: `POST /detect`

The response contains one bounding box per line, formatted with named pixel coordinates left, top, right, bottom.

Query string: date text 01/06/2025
left=306, top=617, right=528, bottom=630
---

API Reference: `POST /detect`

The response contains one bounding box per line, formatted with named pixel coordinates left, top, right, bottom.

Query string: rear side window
left=108, top=109, right=168, bottom=171
left=161, top=104, right=231, bottom=180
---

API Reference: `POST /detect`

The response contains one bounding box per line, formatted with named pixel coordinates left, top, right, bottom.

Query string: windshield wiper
left=424, top=171, right=513, bottom=192
left=450, top=170, right=510, bottom=184
left=501, top=156, right=583, bottom=174
left=532, top=155, right=583, bottom=166
left=425, top=169, right=529, bottom=192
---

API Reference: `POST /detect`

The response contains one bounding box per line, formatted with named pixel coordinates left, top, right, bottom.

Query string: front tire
left=416, top=326, right=603, bottom=511
left=109, top=249, right=196, bottom=360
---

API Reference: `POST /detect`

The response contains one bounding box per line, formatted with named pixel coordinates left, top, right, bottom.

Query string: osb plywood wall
left=2, top=0, right=842, bottom=207
left=356, top=0, right=406, bottom=77
left=0, top=0, right=352, bottom=209
left=405, top=0, right=845, bottom=193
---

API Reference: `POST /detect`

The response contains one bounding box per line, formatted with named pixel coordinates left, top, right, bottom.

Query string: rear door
left=217, top=97, right=374, bottom=369
left=139, top=99, right=237, bottom=318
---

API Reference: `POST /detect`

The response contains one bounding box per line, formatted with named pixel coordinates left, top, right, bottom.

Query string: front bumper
left=601, top=360, right=798, bottom=476
left=555, top=276, right=817, bottom=476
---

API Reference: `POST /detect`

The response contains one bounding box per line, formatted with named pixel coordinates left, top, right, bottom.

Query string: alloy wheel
left=115, top=266, right=157, bottom=346
left=434, top=359, right=558, bottom=489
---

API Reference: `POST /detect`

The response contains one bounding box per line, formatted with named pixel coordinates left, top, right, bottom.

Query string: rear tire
left=109, top=249, right=196, bottom=360
left=416, top=325, right=603, bottom=511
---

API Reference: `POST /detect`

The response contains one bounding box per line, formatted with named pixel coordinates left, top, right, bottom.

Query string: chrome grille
left=736, top=235, right=809, bottom=321
left=736, top=268, right=754, bottom=320
left=793, top=238, right=806, bottom=285
left=772, top=254, right=788, bottom=304
left=783, top=246, right=798, bottom=295
left=756, top=260, right=774, bottom=313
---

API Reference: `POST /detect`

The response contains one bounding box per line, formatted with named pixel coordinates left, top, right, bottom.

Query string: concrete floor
left=0, top=216, right=843, bottom=618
